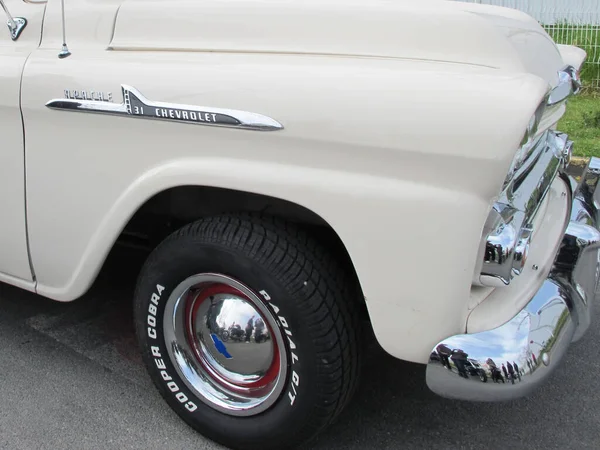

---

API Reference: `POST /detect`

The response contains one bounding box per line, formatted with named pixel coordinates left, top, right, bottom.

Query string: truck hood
left=111, top=0, right=564, bottom=86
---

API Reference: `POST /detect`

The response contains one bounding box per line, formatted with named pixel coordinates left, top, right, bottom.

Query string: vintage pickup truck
left=0, top=0, right=596, bottom=448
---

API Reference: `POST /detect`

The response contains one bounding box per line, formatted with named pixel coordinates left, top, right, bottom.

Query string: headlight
left=503, top=102, right=546, bottom=186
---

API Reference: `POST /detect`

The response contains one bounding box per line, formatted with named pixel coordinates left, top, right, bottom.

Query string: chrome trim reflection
left=556, top=157, right=600, bottom=341
left=504, top=104, right=547, bottom=187
left=428, top=279, right=575, bottom=401
left=480, top=204, right=519, bottom=287
left=476, top=131, right=563, bottom=287
left=571, top=157, right=600, bottom=227
left=552, top=132, right=574, bottom=172
left=428, top=157, right=600, bottom=401
left=0, top=0, right=26, bottom=41
left=46, top=85, right=284, bottom=132
left=6, top=16, right=26, bottom=40
left=547, top=65, right=582, bottom=106
left=163, top=273, right=288, bottom=416
left=58, top=43, right=71, bottom=59
left=558, top=222, right=600, bottom=342
left=565, top=65, right=583, bottom=94
left=191, top=292, right=275, bottom=385
left=512, top=226, right=532, bottom=276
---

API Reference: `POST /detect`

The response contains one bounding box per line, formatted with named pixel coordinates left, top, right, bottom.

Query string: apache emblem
left=64, top=89, right=113, bottom=102
left=46, top=85, right=283, bottom=131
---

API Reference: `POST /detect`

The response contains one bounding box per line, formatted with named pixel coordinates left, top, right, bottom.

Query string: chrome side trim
left=46, top=85, right=284, bottom=132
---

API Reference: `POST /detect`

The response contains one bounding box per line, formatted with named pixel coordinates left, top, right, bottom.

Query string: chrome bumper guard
left=426, top=156, right=600, bottom=402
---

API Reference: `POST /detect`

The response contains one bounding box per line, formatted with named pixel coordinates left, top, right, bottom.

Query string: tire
left=220, top=329, right=230, bottom=342
left=134, top=214, right=362, bottom=450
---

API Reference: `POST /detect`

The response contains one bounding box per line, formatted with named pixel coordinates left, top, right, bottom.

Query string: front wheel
left=134, top=214, right=362, bottom=450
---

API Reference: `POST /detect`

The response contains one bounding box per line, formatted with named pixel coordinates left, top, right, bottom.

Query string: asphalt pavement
left=1, top=246, right=599, bottom=450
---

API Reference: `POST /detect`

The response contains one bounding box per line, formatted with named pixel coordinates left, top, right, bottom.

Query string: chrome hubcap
left=164, top=273, right=287, bottom=416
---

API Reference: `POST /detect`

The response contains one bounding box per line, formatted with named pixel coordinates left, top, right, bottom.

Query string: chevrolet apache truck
left=0, top=0, right=596, bottom=449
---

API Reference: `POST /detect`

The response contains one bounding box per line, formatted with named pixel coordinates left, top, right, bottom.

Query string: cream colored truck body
left=0, top=0, right=586, bottom=363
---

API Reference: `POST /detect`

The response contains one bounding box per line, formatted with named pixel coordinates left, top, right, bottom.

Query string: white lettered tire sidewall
left=134, top=240, right=320, bottom=448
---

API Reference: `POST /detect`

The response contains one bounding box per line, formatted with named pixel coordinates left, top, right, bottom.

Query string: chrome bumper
left=426, top=157, right=600, bottom=402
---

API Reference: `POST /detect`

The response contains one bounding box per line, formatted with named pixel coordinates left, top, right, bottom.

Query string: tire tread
left=140, top=213, right=362, bottom=449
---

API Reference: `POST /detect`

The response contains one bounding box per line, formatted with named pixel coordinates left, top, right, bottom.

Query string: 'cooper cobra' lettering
left=148, top=285, right=198, bottom=413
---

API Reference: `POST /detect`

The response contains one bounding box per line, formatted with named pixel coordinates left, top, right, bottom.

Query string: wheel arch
left=120, top=184, right=361, bottom=278
left=34, top=177, right=363, bottom=308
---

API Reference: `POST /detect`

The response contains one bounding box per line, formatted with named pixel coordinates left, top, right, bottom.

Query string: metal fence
left=455, top=0, right=600, bottom=90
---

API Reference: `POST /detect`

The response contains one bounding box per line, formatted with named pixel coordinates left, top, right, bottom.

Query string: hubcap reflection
left=163, top=274, right=287, bottom=416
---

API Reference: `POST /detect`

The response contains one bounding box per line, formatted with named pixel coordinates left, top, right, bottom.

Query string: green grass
left=558, top=94, right=600, bottom=158
left=543, top=25, right=599, bottom=157
left=544, top=25, right=599, bottom=87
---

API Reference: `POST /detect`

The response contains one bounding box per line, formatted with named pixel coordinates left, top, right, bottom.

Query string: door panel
left=0, top=0, right=45, bottom=281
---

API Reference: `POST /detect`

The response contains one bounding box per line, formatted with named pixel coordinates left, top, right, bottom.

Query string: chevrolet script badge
left=46, top=85, right=283, bottom=131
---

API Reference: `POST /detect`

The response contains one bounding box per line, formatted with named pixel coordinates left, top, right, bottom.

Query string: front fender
left=33, top=155, right=490, bottom=364
left=22, top=49, right=548, bottom=363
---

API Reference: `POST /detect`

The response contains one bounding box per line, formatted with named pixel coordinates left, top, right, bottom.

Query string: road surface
left=1, top=247, right=599, bottom=449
